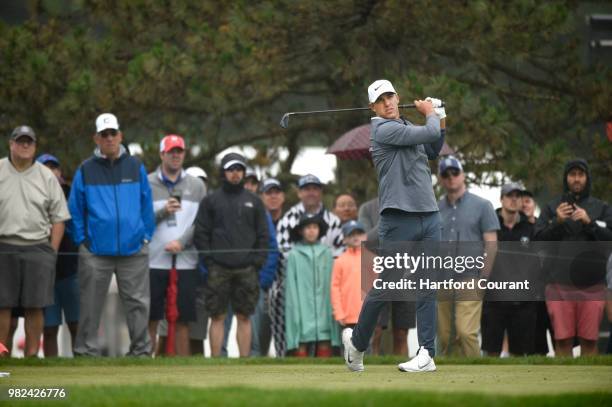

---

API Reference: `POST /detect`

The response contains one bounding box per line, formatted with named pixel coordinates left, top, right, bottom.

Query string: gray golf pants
left=352, top=210, right=440, bottom=356
left=74, top=244, right=151, bottom=356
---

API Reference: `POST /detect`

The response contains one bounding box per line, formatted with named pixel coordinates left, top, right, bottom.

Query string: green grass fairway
left=1, top=357, right=611, bottom=406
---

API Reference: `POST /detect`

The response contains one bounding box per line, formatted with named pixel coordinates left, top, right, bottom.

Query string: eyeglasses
left=98, top=130, right=118, bottom=138
left=441, top=169, right=460, bottom=179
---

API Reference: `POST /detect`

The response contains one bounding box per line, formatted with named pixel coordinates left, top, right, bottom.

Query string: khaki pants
left=437, top=287, right=482, bottom=357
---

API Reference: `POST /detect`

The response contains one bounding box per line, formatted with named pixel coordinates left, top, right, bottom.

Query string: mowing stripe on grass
left=1, top=355, right=611, bottom=367
left=1, top=365, right=611, bottom=395
left=2, top=386, right=612, bottom=407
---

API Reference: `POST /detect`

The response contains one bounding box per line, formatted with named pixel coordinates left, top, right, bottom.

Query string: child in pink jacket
left=331, top=221, right=367, bottom=328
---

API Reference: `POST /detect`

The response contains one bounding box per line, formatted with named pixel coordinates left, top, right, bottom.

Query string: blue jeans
left=44, top=273, right=80, bottom=327
left=250, top=288, right=271, bottom=356
left=352, top=210, right=440, bottom=356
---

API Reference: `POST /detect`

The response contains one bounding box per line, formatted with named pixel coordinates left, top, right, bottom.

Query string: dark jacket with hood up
left=534, top=159, right=612, bottom=286
left=193, top=153, right=268, bottom=269
left=534, top=159, right=612, bottom=242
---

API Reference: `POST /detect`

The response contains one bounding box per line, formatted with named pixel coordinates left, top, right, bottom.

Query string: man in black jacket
left=481, top=183, right=537, bottom=356
left=194, top=152, right=268, bottom=357
left=535, top=159, right=612, bottom=356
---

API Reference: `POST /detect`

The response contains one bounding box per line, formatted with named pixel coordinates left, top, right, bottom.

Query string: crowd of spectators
left=1, top=114, right=611, bottom=358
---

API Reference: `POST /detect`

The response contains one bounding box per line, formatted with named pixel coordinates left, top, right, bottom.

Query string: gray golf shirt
left=438, top=191, right=500, bottom=242
left=438, top=191, right=500, bottom=275
left=370, top=114, right=441, bottom=214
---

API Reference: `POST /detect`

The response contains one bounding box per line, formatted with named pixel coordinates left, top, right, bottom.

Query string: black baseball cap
left=298, top=174, right=323, bottom=188
left=261, top=178, right=282, bottom=193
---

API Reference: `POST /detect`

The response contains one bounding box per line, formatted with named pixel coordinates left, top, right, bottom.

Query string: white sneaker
left=342, top=328, right=364, bottom=372
left=398, top=346, right=436, bottom=372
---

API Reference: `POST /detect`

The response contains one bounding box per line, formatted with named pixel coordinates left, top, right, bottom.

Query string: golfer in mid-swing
left=343, top=79, right=446, bottom=372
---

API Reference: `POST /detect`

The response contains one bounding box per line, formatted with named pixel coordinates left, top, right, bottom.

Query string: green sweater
left=284, top=242, right=341, bottom=351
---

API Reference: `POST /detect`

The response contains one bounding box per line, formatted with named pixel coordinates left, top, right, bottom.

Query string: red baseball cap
left=159, top=134, right=185, bottom=153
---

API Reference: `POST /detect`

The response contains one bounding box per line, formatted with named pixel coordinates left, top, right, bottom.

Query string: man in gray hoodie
left=343, top=79, right=446, bottom=372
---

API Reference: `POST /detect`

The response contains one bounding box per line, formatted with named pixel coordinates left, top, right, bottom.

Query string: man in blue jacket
left=69, top=113, right=155, bottom=356
left=250, top=179, right=282, bottom=356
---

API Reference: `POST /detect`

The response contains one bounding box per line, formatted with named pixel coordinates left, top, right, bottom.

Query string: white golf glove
left=426, top=97, right=446, bottom=119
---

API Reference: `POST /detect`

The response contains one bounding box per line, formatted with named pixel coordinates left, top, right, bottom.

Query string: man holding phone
left=147, top=135, right=206, bottom=355
left=535, top=159, right=612, bottom=356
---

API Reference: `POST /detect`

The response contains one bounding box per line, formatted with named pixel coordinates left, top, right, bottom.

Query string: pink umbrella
left=327, top=124, right=454, bottom=160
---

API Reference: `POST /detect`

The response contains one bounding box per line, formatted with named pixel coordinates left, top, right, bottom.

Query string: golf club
left=279, top=102, right=445, bottom=128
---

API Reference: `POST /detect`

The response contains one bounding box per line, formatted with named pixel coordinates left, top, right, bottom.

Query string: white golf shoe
left=342, top=328, right=364, bottom=372
left=397, top=346, right=436, bottom=372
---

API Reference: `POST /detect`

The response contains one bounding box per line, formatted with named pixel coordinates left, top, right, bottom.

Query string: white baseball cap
left=95, top=113, right=120, bottom=133
left=186, top=166, right=208, bottom=180
left=368, top=79, right=397, bottom=103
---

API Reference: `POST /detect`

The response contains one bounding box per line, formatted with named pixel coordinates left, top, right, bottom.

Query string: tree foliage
left=0, top=0, right=610, bottom=202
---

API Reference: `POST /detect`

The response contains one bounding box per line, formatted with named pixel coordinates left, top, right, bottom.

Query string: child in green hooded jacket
left=284, top=213, right=340, bottom=357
